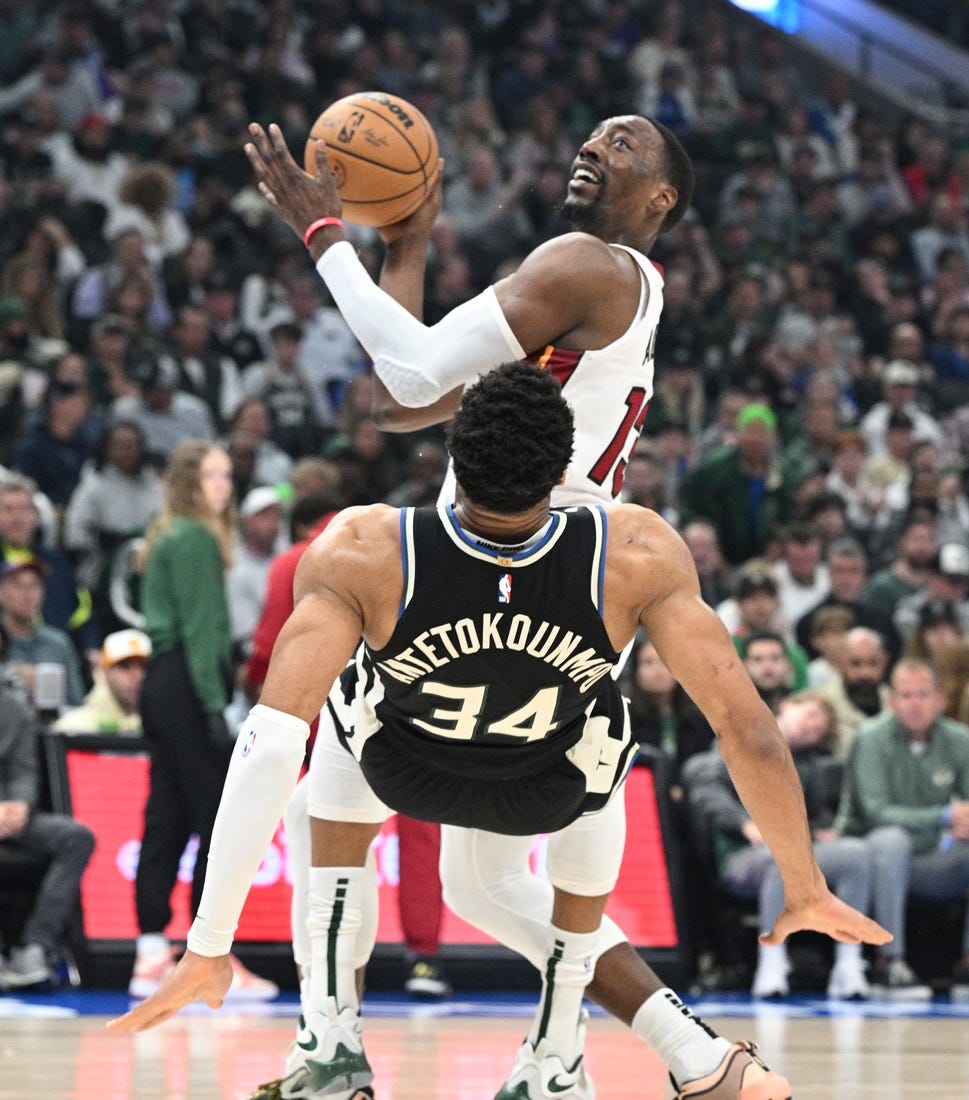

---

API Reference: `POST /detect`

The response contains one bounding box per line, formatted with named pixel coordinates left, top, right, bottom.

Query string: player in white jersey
left=237, top=116, right=777, bottom=1100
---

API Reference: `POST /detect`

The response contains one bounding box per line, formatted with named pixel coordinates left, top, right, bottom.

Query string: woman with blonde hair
left=129, top=439, right=276, bottom=1003
left=937, top=637, right=969, bottom=724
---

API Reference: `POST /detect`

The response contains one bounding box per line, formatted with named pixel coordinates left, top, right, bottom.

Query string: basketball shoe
left=494, top=1010, right=594, bottom=1100
left=275, top=1006, right=374, bottom=1100
left=223, top=954, right=279, bottom=1002
left=248, top=1015, right=313, bottom=1100
left=672, top=1041, right=792, bottom=1100
left=128, top=935, right=177, bottom=999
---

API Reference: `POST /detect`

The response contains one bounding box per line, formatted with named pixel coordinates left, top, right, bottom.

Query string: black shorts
left=359, top=735, right=597, bottom=835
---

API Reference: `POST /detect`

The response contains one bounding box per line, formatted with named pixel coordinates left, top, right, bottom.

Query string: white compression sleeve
left=317, top=241, right=525, bottom=407
left=187, top=705, right=309, bottom=956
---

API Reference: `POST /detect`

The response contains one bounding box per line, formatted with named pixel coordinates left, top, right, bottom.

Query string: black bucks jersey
left=326, top=504, right=636, bottom=835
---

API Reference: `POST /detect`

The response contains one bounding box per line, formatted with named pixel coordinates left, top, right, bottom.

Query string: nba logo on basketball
left=498, top=573, right=512, bottom=604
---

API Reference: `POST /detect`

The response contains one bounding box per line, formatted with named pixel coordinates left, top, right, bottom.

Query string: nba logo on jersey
left=497, top=573, right=512, bottom=604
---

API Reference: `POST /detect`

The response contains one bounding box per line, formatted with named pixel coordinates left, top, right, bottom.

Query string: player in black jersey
left=111, top=365, right=890, bottom=1100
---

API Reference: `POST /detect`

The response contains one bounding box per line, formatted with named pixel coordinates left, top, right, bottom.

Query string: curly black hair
left=647, top=117, right=695, bottom=233
left=446, top=362, right=574, bottom=513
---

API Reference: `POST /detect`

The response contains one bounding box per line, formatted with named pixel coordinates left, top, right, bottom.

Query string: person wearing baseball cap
left=0, top=554, right=86, bottom=709
left=859, top=358, right=945, bottom=460
left=53, top=628, right=152, bottom=736
left=894, top=542, right=969, bottom=644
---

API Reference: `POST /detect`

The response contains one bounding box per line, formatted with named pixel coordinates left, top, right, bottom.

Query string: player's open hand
left=245, top=123, right=343, bottom=242
left=760, top=888, right=892, bottom=948
left=105, top=951, right=232, bottom=1034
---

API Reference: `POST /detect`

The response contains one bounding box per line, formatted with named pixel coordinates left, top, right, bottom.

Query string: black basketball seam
left=309, top=97, right=438, bottom=219
left=316, top=104, right=434, bottom=172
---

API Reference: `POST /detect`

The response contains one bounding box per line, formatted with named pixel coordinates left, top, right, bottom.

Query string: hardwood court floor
left=3, top=1003, right=969, bottom=1100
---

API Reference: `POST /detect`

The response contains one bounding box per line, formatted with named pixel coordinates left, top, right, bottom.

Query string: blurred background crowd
left=2, top=0, right=969, bottom=1000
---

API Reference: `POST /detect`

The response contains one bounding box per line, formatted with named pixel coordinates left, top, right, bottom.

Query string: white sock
left=834, top=941, right=863, bottom=965
left=298, top=965, right=312, bottom=1020
left=307, top=867, right=366, bottom=1017
left=632, top=988, right=732, bottom=1087
left=136, top=933, right=169, bottom=958
left=527, top=925, right=598, bottom=1064
left=756, top=943, right=789, bottom=973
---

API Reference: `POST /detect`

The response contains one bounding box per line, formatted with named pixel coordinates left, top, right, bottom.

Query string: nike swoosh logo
left=297, top=1032, right=319, bottom=1053
left=547, top=1076, right=574, bottom=1094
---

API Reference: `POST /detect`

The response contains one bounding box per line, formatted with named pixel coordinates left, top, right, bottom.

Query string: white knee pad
left=547, top=782, right=627, bottom=896
left=307, top=707, right=391, bottom=823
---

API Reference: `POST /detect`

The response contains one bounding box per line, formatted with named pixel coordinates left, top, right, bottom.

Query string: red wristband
left=302, top=216, right=344, bottom=247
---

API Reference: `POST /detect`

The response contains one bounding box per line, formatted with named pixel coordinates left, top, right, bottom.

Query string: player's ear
left=649, top=183, right=677, bottom=216
left=558, top=467, right=568, bottom=486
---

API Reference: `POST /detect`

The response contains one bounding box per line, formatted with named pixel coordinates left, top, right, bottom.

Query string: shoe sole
left=223, top=987, right=280, bottom=1002
left=4, top=970, right=52, bottom=988
left=870, top=987, right=932, bottom=1001
left=128, top=978, right=168, bottom=999
left=404, top=980, right=450, bottom=998
left=677, top=1047, right=791, bottom=1100
left=741, top=1076, right=792, bottom=1100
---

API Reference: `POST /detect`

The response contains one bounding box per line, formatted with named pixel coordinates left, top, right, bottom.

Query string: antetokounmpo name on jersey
left=377, top=613, right=613, bottom=693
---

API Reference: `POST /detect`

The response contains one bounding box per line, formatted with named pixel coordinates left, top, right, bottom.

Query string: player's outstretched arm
left=107, top=953, right=232, bottom=1033
left=107, top=510, right=398, bottom=1034
left=624, top=511, right=891, bottom=949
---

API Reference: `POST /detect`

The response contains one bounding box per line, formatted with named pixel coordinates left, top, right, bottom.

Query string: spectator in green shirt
left=836, top=659, right=969, bottom=996
left=128, top=438, right=276, bottom=1003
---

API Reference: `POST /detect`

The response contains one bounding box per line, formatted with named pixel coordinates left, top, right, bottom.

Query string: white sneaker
left=870, top=957, right=932, bottom=1001
left=751, top=951, right=790, bottom=1000
left=827, top=955, right=870, bottom=1000
left=128, top=938, right=177, bottom=999
left=494, top=1039, right=595, bottom=1100
left=223, top=954, right=279, bottom=1002
left=494, top=1011, right=595, bottom=1100
left=4, top=944, right=53, bottom=989
left=279, top=1007, right=373, bottom=1100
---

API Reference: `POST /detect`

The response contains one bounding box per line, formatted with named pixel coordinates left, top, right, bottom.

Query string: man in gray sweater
left=0, top=626, right=94, bottom=988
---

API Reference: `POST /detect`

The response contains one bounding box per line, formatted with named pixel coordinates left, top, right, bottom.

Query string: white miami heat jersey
left=437, top=243, right=664, bottom=509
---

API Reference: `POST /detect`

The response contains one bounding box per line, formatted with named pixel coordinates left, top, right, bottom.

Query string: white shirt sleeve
left=317, top=241, right=525, bottom=407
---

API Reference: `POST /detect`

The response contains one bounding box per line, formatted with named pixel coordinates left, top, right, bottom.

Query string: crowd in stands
left=1, top=0, right=969, bottom=998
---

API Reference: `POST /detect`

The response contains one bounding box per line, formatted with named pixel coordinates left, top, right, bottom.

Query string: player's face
left=562, top=116, right=671, bottom=231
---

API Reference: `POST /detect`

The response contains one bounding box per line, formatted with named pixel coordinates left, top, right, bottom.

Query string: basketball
left=305, top=91, right=440, bottom=228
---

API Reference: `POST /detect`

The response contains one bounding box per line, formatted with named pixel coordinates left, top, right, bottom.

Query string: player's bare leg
left=443, top=823, right=792, bottom=1100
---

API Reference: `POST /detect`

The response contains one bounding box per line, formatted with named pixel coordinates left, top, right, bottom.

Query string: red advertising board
left=64, top=746, right=677, bottom=948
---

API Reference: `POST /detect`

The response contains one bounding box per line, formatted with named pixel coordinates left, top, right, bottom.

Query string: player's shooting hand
left=245, top=123, right=344, bottom=244
left=759, top=888, right=892, bottom=948
left=105, top=951, right=232, bottom=1034
left=378, top=157, right=445, bottom=247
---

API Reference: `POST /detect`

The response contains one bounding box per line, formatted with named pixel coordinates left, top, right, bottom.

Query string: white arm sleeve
left=317, top=241, right=525, bottom=407
left=187, top=704, right=309, bottom=957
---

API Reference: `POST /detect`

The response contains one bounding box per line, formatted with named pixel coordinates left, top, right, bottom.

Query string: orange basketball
left=305, top=92, right=440, bottom=228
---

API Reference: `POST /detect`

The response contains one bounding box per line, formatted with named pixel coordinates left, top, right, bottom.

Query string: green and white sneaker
left=495, top=1012, right=595, bottom=1100
left=279, top=1007, right=374, bottom=1100
left=247, top=1014, right=313, bottom=1100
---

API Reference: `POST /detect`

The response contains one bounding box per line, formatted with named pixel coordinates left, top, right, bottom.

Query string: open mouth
left=569, top=163, right=601, bottom=189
